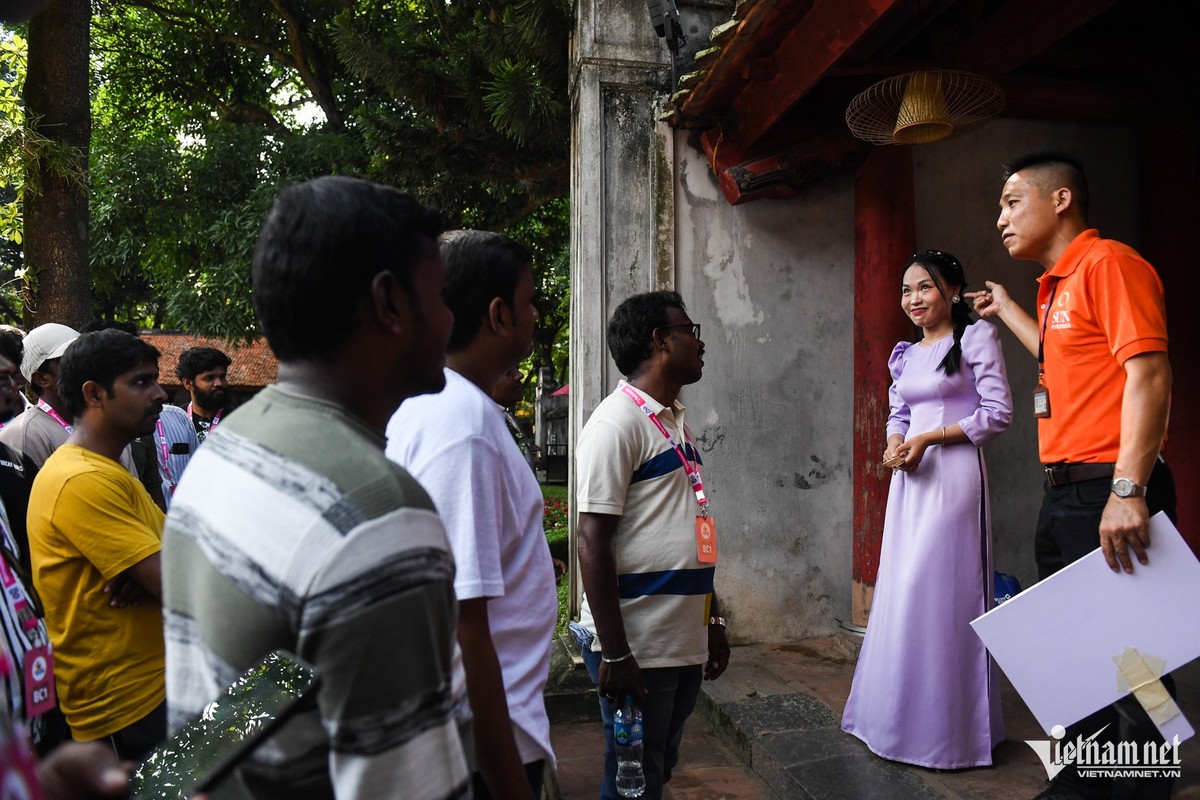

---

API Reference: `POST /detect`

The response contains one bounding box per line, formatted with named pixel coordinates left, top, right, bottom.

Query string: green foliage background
left=2, top=0, right=572, bottom=381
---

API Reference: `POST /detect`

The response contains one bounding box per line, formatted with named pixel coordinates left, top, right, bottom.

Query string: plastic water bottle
left=613, top=695, right=645, bottom=797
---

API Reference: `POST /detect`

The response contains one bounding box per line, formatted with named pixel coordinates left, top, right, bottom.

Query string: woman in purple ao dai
left=841, top=250, right=1013, bottom=769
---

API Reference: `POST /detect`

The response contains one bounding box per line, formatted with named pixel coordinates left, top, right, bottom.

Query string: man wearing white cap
left=0, top=324, right=136, bottom=474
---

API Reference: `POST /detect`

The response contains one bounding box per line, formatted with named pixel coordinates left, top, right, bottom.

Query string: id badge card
left=1033, top=383, right=1051, bottom=418
left=695, top=515, right=718, bottom=563
left=23, top=644, right=56, bottom=718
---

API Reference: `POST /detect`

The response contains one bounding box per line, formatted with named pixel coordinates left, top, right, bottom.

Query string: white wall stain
left=704, top=251, right=765, bottom=332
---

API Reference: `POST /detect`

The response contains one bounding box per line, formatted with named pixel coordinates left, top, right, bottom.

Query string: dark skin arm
left=103, top=551, right=161, bottom=607
left=125, top=552, right=162, bottom=601
left=576, top=511, right=646, bottom=703
left=705, top=592, right=730, bottom=681
left=36, top=742, right=128, bottom=800
left=457, top=598, right=535, bottom=800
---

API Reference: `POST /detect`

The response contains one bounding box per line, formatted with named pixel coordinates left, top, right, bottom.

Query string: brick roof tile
left=140, top=331, right=278, bottom=390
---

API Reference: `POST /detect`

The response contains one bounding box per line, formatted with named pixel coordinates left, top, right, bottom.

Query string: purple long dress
left=842, top=321, right=1012, bottom=769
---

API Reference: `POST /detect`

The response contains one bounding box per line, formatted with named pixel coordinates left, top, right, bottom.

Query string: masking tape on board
left=1113, top=646, right=1180, bottom=726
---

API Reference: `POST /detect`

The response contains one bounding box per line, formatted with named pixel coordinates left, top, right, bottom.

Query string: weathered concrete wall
left=567, top=0, right=738, bottom=613
left=665, top=120, right=1138, bottom=643
left=569, top=1, right=671, bottom=422
left=912, top=120, right=1138, bottom=593
left=673, top=138, right=858, bottom=642
left=570, top=1, right=1140, bottom=643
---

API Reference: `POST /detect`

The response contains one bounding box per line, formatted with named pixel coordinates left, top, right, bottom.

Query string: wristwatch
left=1111, top=477, right=1148, bottom=498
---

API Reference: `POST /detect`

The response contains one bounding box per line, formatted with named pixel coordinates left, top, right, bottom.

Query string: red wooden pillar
left=851, top=147, right=916, bottom=626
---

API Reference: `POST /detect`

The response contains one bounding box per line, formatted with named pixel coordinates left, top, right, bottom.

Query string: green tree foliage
left=0, top=31, right=27, bottom=321
left=506, top=196, right=568, bottom=384
left=81, top=0, right=571, bottom=374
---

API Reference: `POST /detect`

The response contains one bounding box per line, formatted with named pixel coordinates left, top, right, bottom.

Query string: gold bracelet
left=941, top=426, right=946, bottom=446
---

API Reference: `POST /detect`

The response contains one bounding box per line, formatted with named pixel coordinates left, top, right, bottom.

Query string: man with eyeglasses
left=571, top=290, right=729, bottom=800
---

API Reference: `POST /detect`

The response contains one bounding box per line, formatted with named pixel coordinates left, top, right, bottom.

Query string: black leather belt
left=1043, top=462, right=1115, bottom=487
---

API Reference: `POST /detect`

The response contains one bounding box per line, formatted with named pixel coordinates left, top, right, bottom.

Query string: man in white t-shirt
left=387, top=230, right=555, bottom=800
left=574, top=291, right=730, bottom=800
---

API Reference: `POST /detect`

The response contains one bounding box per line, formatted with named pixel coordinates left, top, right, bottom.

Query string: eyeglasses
left=661, top=323, right=701, bottom=339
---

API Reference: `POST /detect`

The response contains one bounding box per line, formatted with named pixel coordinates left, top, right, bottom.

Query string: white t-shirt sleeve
left=406, top=434, right=507, bottom=601
left=575, top=417, right=635, bottom=516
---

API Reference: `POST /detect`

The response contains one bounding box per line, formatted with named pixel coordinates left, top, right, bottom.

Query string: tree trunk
left=24, top=0, right=91, bottom=328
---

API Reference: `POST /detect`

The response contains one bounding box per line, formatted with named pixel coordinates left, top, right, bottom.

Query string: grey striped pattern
left=163, top=386, right=471, bottom=800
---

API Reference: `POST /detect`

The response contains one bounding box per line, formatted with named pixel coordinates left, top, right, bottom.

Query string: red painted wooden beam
left=700, top=125, right=869, bottom=205
left=732, top=0, right=906, bottom=149
left=851, top=146, right=916, bottom=626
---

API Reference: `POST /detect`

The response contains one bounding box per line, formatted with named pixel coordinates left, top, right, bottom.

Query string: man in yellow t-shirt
left=28, top=330, right=169, bottom=760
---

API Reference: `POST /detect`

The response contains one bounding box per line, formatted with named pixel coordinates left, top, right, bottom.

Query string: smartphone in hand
left=129, top=650, right=319, bottom=800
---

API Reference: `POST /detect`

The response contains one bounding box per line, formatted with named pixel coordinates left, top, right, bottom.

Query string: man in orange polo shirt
left=973, top=150, right=1175, bottom=800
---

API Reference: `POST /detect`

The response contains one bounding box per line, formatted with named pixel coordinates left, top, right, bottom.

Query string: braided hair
left=905, top=250, right=974, bottom=375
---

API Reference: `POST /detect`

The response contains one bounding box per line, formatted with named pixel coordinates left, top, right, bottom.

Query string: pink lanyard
left=186, top=404, right=222, bottom=433
left=0, top=528, right=40, bottom=639
left=35, top=399, right=72, bottom=433
left=617, top=380, right=709, bottom=515
left=155, top=419, right=177, bottom=493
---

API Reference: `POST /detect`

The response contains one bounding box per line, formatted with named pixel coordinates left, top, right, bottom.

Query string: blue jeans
left=579, top=642, right=702, bottom=800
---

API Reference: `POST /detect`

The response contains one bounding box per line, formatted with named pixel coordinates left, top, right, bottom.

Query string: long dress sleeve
left=956, top=322, right=1013, bottom=447
left=886, top=341, right=912, bottom=440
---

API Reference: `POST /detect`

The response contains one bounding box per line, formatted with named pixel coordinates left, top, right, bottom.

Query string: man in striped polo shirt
left=574, top=290, right=730, bottom=800
left=162, top=176, right=471, bottom=799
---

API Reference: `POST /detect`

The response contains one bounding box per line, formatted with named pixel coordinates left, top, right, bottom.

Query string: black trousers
left=471, top=760, right=545, bottom=800
left=1033, top=459, right=1177, bottom=800
left=103, top=700, right=167, bottom=762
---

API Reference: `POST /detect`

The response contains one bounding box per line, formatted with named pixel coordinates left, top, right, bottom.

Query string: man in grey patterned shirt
left=162, top=176, right=470, bottom=799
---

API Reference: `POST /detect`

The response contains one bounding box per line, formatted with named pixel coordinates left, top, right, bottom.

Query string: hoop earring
left=952, top=295, right=961, bottom=303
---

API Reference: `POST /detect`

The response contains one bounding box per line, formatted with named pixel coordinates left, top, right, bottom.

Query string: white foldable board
left=970, top=513, right=1200, bottom=741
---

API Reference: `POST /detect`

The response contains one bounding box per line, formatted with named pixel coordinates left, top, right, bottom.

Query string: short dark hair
left=176, top=346, right=231, bottom=381
left=607, top=291, right=686, bottom=376
left=440, top=230, right=532, bottom=353
left=0, top=330, right=22, bottom=370
left=252, top=176, right=446, bottom=362
left=1004, top=149, right=1090, bottom=218
left=59, top=330, right=160, bottom=418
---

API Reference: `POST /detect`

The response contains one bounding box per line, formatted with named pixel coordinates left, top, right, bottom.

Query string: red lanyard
left=617, top=381, right=709, bottom=515
left=35, top=399, right=72, bottom=433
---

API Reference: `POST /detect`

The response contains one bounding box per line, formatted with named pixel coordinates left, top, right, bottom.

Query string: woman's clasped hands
left=881, top=433, right=933, bottom=473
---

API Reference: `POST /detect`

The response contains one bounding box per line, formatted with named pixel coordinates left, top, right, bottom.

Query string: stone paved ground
left=546, top=636, right=1200, bottom=800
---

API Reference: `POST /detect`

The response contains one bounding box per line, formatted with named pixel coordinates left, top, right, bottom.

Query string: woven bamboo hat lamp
left=846, top=70, right=1004, bottom=145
